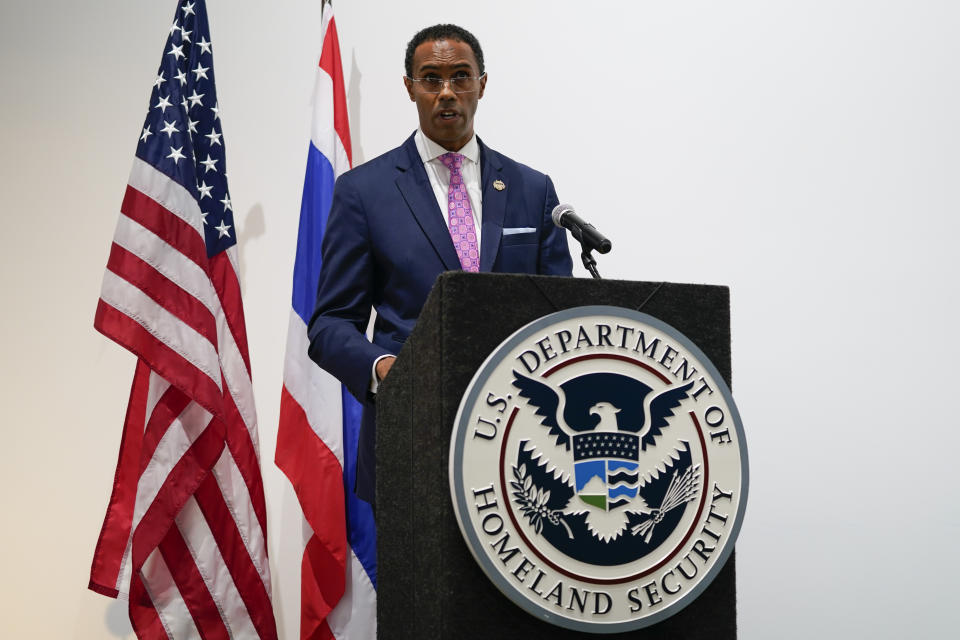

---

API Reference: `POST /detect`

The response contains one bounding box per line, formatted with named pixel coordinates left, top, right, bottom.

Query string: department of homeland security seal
left=449, top=306, right=748, bottom=633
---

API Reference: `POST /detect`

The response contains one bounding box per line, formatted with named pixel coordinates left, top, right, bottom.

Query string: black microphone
left=551, top=204, right=612, bottom=254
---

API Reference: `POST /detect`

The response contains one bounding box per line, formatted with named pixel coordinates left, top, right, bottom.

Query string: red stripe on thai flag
left=301, top=535, right=340, bottom=640
left=277, top=386, right=347, bottom=555
left=318, top=16, right=351, bottom=165
left=276, top=385, right=346, bottom=639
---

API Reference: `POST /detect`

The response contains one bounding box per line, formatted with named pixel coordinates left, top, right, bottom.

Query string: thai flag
left=275, top=2, right=377, bottom=638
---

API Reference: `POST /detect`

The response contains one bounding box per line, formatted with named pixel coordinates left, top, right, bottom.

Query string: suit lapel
left=478, top=139, right=506, bottom=272
left=394, top=134, right=462, bottom=271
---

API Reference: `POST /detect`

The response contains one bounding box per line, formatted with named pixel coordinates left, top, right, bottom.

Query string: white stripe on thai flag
left=276, top=3, right=377, bottom=639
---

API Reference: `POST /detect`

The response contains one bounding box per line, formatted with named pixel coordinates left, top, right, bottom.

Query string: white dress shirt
left=414, top=128, right=484, bottom=247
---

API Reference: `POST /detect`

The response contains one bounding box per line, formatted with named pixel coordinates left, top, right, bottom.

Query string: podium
left=376, top=272, right=737, bottom=638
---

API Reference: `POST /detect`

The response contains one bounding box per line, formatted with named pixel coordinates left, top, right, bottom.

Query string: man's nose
left=437, top=79, right=457, bottom=99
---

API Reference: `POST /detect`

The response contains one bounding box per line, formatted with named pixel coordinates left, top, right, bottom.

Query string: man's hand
left=376, top=356, right=396, bottom=382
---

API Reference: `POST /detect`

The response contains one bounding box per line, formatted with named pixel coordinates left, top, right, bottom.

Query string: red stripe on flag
left=128, top=581, right=170, bottom=640
left=95, top=300, right=222, bottom=417
left=121, top=185, right=209, bottom=269
left=224, top=390, right=269, bottom=537
left=130, top=418, right=225, bottom=579
left=159, top=527, right=232, bottom=640
left=89, top=360, right=150, bottom=596
left=210, top=251, right=252, bottom=375
left=107, top=243, right=218, bottom=348
left=276, top=386, right=346, bottom=637
left=318, top=16, right=351, bottom=165
left=300, top=535, right=338, bottom=640
left=195, top=475, right=279, bottom=639
left=139, top=385, right=194, bottom=476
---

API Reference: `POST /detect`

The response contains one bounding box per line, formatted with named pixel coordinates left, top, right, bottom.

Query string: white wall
left=1, top=1, right=957, bottom=637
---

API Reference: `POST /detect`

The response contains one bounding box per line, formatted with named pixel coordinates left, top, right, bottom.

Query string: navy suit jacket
left=307, top=132, right=573, bottom=503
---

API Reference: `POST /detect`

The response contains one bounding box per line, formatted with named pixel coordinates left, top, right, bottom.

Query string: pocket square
left=502, top=227, right=536, bottom=236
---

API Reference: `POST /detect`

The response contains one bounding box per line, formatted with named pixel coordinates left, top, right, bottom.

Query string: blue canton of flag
left=137, top=0, right=233, bottom=257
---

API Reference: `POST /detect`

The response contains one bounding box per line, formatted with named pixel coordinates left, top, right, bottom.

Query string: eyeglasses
left=407, top=73, right=486, bottom=94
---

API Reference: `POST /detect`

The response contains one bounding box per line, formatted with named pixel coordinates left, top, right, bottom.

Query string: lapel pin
left=493, top=179, right=506, bottom=191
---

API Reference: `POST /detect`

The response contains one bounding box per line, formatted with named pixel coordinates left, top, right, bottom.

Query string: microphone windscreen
left=551, top=204, right=575, bottom=228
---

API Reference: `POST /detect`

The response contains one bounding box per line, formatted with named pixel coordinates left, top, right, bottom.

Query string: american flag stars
left=136, top=0, right=234, bottom=255
left=155, top=94, right=172, bottom=112
left=160, top=120, right=179, bottom=137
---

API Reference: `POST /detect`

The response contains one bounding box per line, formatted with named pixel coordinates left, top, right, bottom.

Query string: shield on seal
left=573, top=431, right=641, bottom=511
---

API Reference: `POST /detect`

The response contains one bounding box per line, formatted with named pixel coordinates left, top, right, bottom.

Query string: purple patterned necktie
left=440, top=152, right=480, bottom=272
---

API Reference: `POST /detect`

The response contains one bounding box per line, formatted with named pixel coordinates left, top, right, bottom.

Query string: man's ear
left=478, top=73, right=487, bottom=100
left=404, top=76, right=415, bottom=101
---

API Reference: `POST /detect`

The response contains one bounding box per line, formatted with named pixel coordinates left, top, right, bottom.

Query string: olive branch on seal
left=511, top=464, right=574, bottom=539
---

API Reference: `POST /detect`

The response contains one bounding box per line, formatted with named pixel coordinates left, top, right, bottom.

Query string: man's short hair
left=404, top=24, right=485, bottom=77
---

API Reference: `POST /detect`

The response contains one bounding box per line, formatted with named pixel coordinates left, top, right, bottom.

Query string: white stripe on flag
left=99, top=271, right=222, bottom=389
left=141, top=548, right=202, bottom=639
left=128, top=156, right=205, bottom=235
left=146, top=372, right=173, bottom=418
left=126, top=164, right=260, bottom=442
left=211, top=450, right=270, bottom=585
left=282, top=311, right=345, bottom=463
left=133, top=396, right=212, bottom=528
left=328, top=550, right=378, bottom=640
left=177, top=496, right=259, bottom=639
left=111, top=214, right=220, bottom=313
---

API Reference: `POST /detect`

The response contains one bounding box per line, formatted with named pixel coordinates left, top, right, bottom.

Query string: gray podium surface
left=377, top=272, right=735, bottom=639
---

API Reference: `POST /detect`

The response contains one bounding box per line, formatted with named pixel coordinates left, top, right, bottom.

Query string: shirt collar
left=415, top=128, right=480, bottom=166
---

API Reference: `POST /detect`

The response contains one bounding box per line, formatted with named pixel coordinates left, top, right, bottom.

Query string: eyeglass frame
left=405, top=73, right=487, bottom=94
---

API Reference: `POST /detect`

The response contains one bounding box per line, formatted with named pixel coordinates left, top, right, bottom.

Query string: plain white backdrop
left=1, top=1, right=957, bottom=637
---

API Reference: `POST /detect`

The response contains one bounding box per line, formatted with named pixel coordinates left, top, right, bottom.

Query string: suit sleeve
left=307, top=174, right=391, bottom=401
left=538, top=175, right=574, bottom=276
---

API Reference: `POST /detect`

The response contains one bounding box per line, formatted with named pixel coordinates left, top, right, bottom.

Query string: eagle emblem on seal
left=509, top=371, right=701, bottom=564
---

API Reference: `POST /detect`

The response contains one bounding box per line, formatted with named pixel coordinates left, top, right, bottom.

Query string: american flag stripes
left=88, top=1, right=277, bottom=637
left=275, top=2, right=378, bottom=638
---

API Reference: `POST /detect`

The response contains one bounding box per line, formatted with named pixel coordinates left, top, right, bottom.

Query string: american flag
left=275, top=1, right=377, bottom=638
left=88, top=1, right=278, bottom=637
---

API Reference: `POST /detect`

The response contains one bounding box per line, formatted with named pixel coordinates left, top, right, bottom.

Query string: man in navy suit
left=308, top=24, right=573, bottom=504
